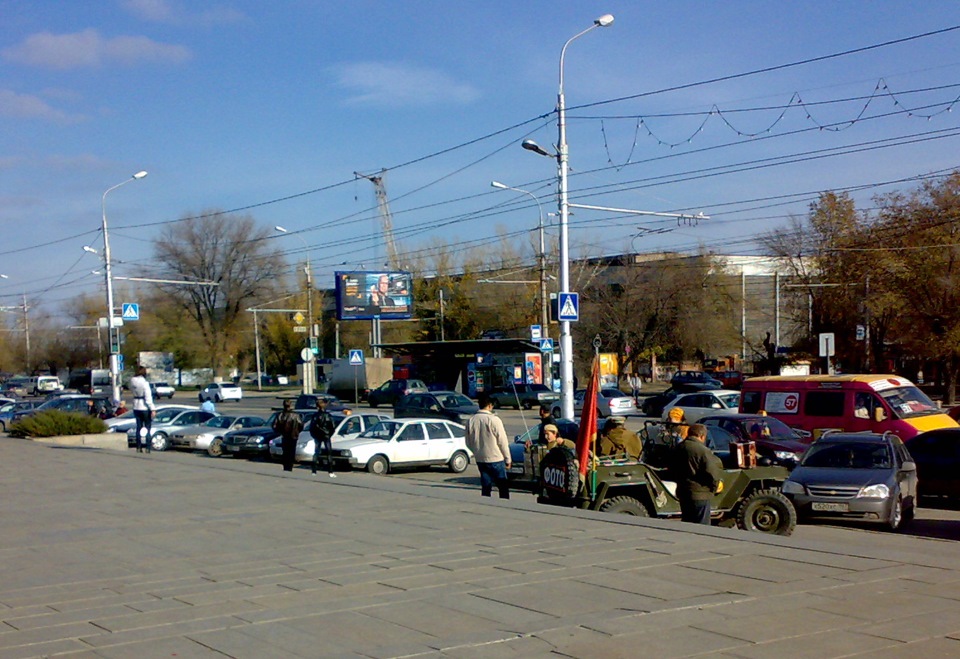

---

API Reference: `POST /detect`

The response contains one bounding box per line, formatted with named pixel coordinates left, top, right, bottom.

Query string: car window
left=360, top=421, right=400, bottom=440
left=802, top=442, right=892, bottom=469
left=397, top=424, right=425, bottom=441
left=341, top=417, right=362, bottom=435
left=706, top=426, right=738, bottom=452
left=179, top=412, right=202, bottom=425
left=0, top=403, right=13, bottom=413
left=425, top=422, right=452, bottom=439
left=155, top=408, right=182, bottom=423
left=362, top=414, right=383, bottom=428
left=804, top=391, right=845, bottom=417
left=205, top=417, right=235, bottom=428
left=719, top=394, right=740, bottom=408
left=446, top=422, right=466, bottom=438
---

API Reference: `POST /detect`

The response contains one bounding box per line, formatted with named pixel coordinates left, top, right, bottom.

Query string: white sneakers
left=328, top=473, right=337, bottom=478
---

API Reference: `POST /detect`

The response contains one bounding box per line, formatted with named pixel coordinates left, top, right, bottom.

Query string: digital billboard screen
left=335, top=271, right=414, bottom=320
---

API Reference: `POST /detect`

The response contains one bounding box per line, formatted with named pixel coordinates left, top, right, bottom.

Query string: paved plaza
left=3, top=438, right=960, bottom=658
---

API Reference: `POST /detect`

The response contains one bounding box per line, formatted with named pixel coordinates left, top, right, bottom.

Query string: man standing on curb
left=672, top=423, right=724, bottom=524
left=129, top=366, right=155, bottom=453
left=465, top=392, right=511, bottom=499
left=310, top=397, right=337, bottom=477
left=273, top=399, right=303, bottom=473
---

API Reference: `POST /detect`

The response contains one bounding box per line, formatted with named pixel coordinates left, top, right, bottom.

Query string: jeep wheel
left=367, top=455, right=389, bottom=475
left=599, top=496, right=649, bottom=516
left=736, top=489, right=796, bottom=536
left=539, top=447, right=580, bottom=502
left=448, top=450, right=469, bottom=473
left=207, top=438, right=223, bottom=457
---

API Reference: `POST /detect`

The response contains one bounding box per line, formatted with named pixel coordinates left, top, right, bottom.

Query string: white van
left=32, top=376, right=63, bottom=395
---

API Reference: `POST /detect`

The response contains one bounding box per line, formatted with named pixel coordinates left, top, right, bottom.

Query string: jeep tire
left=735, top=488, right=797, bottom=536
left=599, top=496, right=650, bottom=516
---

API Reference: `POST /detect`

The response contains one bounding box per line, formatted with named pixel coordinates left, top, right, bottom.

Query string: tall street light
left=275, top=226, right=315, bottom=394
left=525, top=13, right=614, bottom=420
left=102, top=170, right=147, bottom=403
left=490, top=181, right=549, bottom=338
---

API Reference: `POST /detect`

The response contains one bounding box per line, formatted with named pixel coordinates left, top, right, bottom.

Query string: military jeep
left=536, top=446, right=797, bottom=535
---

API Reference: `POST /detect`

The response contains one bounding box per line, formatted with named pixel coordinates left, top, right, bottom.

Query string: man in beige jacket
left=465, top=392, right=512, bottom=499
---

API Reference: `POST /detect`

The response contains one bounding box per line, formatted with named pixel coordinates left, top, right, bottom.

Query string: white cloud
left=2, top=29, right=191, bottom=70
left=330, top=61, right=480, bottom=108
left=0, top=89, right=82, bottom=122
left=121, top=0, right=246, bottom=25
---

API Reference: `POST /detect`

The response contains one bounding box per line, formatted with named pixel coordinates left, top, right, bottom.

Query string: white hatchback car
left=660, top=389, right=741, bottom=424
left=330, top=418, right=472, bottom=475
left=199, top=382, right=243, bottom=403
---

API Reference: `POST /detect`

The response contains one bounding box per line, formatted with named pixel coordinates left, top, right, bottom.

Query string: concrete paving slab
left=6, top=437, right=960, bottom=658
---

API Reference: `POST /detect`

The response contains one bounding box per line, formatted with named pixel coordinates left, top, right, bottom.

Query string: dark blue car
left=0, top=400, right=41, bottom=431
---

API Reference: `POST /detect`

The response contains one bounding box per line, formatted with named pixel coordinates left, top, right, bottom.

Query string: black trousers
left=282, top=435, right=297, bottom=471
left=134, top=409, right=152, bottom=452
left=313, top=436, right=332, bottom=473
left=679, top=498, right=711, bottom=525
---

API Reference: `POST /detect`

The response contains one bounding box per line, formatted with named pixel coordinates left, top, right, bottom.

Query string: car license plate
left=812, top=502, right=849, bottom=512
left=509, top=465, right=524, bottom=474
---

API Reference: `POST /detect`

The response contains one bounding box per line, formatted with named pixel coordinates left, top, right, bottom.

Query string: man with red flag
left=575, top=356, right=600, bottom=496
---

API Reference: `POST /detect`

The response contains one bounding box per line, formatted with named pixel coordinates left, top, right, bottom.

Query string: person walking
left=272, top=399, right=303, bottom=473
left=200, top=398, right=216, bottom=414
left=629, top=372, right=642, bottom=404
left=671, top=423, right=724, bottom=525
left=129, top=366, right=156, bottom=453
left=310, top=397, right=337, bottom=477
left=465, top=393, right=511, bottom=499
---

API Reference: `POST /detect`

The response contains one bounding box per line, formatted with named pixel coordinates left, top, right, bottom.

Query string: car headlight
left=859, top=483, right=890, bottom=499
left=341, top=450, right=352, bottom=458
left=774, top=451, right=797, bottom=461
left=246, top=435, right=263, bottom=444
left=781, top=480, right=805, bottom=495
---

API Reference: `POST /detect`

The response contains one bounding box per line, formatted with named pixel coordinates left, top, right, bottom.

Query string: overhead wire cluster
left=3, top=23, right=960, bottom=312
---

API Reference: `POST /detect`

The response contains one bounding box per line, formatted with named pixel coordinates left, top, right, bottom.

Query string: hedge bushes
left=9, top=410, right=107, bottom=438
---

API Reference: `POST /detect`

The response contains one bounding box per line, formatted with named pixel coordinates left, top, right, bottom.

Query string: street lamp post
left=525, top=14, right=614, bottom=420
left=491, top=181, right=549, bottom=338
left=102, top=171, right=147, bottom=403
left=275, top=226, right=315, bottom=394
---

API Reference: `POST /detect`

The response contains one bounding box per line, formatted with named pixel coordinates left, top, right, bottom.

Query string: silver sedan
left=169, top=415, right=267, bottom=456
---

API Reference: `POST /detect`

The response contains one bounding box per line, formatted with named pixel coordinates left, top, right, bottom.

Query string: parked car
left=781, top=431, right=918, bottom=531
left=291, top=412, right=392, bottom=463
left=367, top=379, right=428, bottom=407
left=150, top=382, right=176, bottom=399
left=328, top=418, right=471, bottom=475
left=225, top=412, right=304, bottom=460
left=574, top=387, right=637, bottom=418
left=489, top=384, right=560, bottom=411
left=660, top=389, right=741, bottom=424
left=640, top=382, right=723, bottom=417
left=709, top=370, right=744, bottom=390
left=394, top=391, right=479, bottom=424
left=671, top=370, right=723, bottom=388
left=126, top=408, right=218, bottom=451
left=198, top=382, right=243, bottom=403
left=0, top=400, right=40, bottom=431
left=12, top=394, right=113, bottom=422
left=905, top=428, right=960, bottom=499
left=700, top=414, right=810, bottom=466
left=170, top=415, right=267, bottom=456
left=284, top=393, right=351, bottom=413
left=104, top=404, right=195, bottom=433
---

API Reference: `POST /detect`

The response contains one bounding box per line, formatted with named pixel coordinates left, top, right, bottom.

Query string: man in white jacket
left=465, top=392, right=511, bottom=499
left=129, top=366, right=156, bottom=453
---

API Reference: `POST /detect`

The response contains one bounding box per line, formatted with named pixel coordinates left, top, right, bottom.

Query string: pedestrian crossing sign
left=121, top=303, right=140, bottom=321
left=557, top=293, right=579, bottom=322
left=349, top=349, right=364, bottom=366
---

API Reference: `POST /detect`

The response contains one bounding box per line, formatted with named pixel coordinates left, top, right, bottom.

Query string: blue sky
left=2, top=1, right=960, bottom=322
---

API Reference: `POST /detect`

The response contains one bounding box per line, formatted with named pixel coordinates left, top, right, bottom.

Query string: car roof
left=815, top=433, right=892, bottom=445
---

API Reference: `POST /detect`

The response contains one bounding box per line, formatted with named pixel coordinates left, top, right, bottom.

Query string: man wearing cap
left=665, top=407, right=689, bottom=444
left=598, top=417, right=642, bottom=460
left=672, top=423, right=724, bottom=524
left=543, top=423, right=576, bottom=451
left=272, top=399, right=303, bottom=473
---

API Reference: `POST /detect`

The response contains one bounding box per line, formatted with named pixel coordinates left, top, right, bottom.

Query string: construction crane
left=354, top=169, right=400, bottom=269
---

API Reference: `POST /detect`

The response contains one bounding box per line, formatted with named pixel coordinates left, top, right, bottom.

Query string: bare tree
left=151, top=211, right=285, bottom=375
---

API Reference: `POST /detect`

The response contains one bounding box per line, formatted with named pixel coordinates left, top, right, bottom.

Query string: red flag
left=576, top=355, right=600, bottom=478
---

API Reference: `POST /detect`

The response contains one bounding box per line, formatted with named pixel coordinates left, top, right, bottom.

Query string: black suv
left=367, top=379, right=428, bottom=408
left=394, top=391, right=478, bottom=424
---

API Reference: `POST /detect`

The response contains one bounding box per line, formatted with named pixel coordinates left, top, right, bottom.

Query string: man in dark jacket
left=310, top=397, right=337, bottom=477
left=273, top=399, right=303, bottom=473
left=672, top=423, right=724, bottom=525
